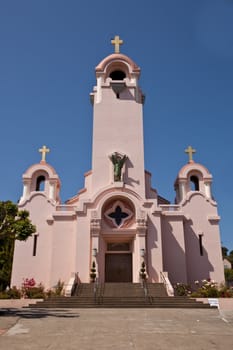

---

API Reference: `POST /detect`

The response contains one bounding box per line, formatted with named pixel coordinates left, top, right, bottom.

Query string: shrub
left=218, top=284, right=233, bottom=298
left=190, top=280, right=219, bottom=297
left=0, top=286, right=21, bottom=299
left=24, top=284, right=45, bottom=299
left=224, top=269, right=233, bottom=285
left=46, top=280, right=64, bottom=298
left=7, top=286, right=21, bottom=299
left=174, top=283, right=191, bottom=296
left=22, top=278, right=45, bottom=299
left=54, top=280, right=64, bottom=296
left=190, top=279, right=233, bottom=298
left=174, top=279, right=233, bottom=298
left=0, top=291, right=10, bottom=299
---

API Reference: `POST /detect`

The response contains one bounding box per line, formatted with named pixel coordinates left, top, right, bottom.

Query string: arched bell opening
left=36, top=175, right=46, bottom=191
left=190, top=175, right=199, bottom=191
left=104, top=61, right=130, bottom=82
left=109, top=70, right=126, bottom=81
left=108, top=66, right=128, bottom=98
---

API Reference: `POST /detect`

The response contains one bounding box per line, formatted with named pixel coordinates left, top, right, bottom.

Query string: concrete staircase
left=28, top=282, right=212, bottom=309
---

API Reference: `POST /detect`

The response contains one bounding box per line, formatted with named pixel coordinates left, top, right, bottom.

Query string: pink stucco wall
left=161, top=215, right=188, bottom=284
left=11, top=51, right=225, bottom=291
left=182, top=193, right=224, bottom=287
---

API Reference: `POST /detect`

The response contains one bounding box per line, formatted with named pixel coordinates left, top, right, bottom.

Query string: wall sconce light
left=92, top=248, right=97, bottom=257
left=140, top=248, right=145, bottom=257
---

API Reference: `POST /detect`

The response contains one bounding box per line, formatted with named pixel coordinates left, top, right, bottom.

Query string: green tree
left=222, top=246, right=228, bottom=258
left=227, top=250, right=233, bottom=266
left=0, top=237, right=14, bottom=291
left=0, top=201, right=36, bottom=291
left=224, top=268, right=233, bottom=285
left=0, top=201, right=36, bottom=240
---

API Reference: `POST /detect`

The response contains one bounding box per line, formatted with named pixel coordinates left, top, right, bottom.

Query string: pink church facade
left=11, top=41, right=224, bottom=293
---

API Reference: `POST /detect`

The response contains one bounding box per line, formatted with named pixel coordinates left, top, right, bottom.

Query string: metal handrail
left=94, top=280, right=104, bottom=304
left=94, top=278, right=98, bottom=302
left=140, top=277, right=152, bottom=305
left=142, top=279, right=148, bottom=298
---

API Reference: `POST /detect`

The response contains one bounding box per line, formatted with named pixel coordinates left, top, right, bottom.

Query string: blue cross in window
left=108, top=206, right=129, bottom=226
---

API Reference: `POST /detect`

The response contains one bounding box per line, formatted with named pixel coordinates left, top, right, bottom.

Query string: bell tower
left=90, top=36, right=146, bottom=198
left=174, top=146, right=213, bottom=203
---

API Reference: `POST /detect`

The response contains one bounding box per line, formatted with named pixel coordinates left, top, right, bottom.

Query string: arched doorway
left=101, top=198, right=135, bottom=282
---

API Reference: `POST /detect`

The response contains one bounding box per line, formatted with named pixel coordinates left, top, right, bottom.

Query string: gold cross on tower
left=111, top=35, right=123, bottom=53
left=185, top=145, right=196, bottom=163
left=39, top=145, right=50, bottom=162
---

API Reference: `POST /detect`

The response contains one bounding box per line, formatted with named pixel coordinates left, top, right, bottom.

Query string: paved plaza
left=0, top=307, right=233, bottom=349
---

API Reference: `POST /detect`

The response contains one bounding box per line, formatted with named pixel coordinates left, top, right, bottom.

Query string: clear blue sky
left=0, top=0, right=232, bottom=250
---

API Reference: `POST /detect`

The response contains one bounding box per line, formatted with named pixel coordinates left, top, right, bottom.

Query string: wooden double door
left=105, top=253, right=132, bottom=282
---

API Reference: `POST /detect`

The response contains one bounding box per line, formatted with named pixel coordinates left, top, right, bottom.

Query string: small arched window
left=109, top=70, right=126, bottom=80
left=36, top=175, right=45, bottom=191
left=190, top=175, right=199, bottom=191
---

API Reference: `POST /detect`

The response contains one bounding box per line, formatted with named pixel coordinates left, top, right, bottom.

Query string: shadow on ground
left=0, top=308, right=80, bottom=319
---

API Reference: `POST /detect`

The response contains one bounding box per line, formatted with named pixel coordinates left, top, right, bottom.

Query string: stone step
left=73, top=282, right=167, bottom=296
left=28, top=296, right=212, bottom=309
left=75, top=283, right=95, bottom=296
left=27, top=283, right=213, bottom=309
left=103, top=283, right=145, bottom=297
left=28, top=303, right=211, bottom=309
left=147, top=283, right=168, bottom=297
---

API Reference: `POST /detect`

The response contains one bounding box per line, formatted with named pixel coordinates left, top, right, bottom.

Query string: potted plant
left=90, top=261, right=96, bottom=283
left=140, top=261, right=147, bottom=280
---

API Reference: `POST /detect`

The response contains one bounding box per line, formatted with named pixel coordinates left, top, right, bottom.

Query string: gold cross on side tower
left=185, top=145, right=196, bottom=163
left=39, top=145, right=50, bottom=162
left=111, top=35, right=123, bottom=53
